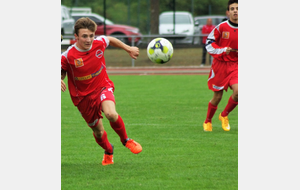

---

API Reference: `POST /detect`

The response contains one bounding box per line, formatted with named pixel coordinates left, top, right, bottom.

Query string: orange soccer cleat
left=203, top=122, right=212, bottom=132
left=102, top=144, right=114, bottom=166
left=124, top=139, right=142, bottom=154
left=102, top=154, right=114, bottom=166
left=219, top=113, right=230, bottom=131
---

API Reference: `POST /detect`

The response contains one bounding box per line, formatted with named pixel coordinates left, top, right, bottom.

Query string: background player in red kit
left=61, top=17, right=142, bottom=165
left=200, top=18, right=215, bottom=67
left=203, top=0, right=238, bottom=132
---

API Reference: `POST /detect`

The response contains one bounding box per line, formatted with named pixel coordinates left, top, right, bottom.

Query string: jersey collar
left=228, top=20, right=238, bottom=28
left=74, top=43, right=93, bottom=52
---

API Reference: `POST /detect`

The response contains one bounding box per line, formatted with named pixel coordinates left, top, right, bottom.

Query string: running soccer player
left=61, top=17, right=142, bottom=165
left=203, top=0, right=238, bottom=132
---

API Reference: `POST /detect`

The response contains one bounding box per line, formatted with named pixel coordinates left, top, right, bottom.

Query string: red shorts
left=76, top=86, right=115, bottom=128
left=207, top=59, right=238, bottom=91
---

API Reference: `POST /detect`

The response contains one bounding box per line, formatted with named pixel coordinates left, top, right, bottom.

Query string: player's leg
left=231, top=83, right=238, bottom=102
left=102, top=100, right=128, bottom=143
left=211, top=90, right=224, bottom=106
left=102, top=100, right=142, bottom=154
left=203, top=58, right=229, bottom=131
left=101, top=88, right=142, bottom=154
left=219, top=65, right=238, bottom=131
left=91, top=119, right=114, bottom=165
left=222, top=83, right=238, bottom=117
left=219, top=84, right=238, bottom=130
left=76, top=91, right=114, bottom=165
left=203, top=90, right=223, bottom=131
left=91, top=119, right=113, bottom=153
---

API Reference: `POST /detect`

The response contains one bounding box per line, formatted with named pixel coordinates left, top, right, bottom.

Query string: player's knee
left=233, top=93, right=238, bottom=101
left=212, top=94, right=223, bottom=105
left=104, top=111, right=118, bottom=122
left=94, top=130, right=104, bottom=139
left=233, top=90, right=238, bottom=101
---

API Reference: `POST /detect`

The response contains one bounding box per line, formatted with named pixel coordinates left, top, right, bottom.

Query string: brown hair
left=227, top=0, right=238, bottom=10
left=74, top=17, right=97, bottom=36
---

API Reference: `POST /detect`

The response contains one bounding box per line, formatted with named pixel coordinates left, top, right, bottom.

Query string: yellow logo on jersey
left=74, top=66, right=104, bottom=81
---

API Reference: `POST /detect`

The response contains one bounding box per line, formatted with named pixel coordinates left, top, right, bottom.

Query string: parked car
left=71, top=12, right=142, bottom=45
left=159, top=11, right=200, bottom=44
left=61, top=5, right=75, bottom=35
left=194, top=15, right=227, bottom=31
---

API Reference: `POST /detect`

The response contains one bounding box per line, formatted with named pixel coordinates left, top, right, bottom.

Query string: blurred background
left=62, top=0, right=228, bottom=34
left=61, top=0, right=230, bottom=68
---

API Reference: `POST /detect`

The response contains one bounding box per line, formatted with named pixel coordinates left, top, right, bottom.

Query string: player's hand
left=226, top=47, right=232, bottom=55
left=226, top=47, right=238, bottom=54
left=61, top=80, right=66, bottom=92
left=128, top=46, right=139, bottom=59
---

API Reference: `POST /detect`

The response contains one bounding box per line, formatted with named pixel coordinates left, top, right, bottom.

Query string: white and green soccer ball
left=147, top=38, right=174, bottom=64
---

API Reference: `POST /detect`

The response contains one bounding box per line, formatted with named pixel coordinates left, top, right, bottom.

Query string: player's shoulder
left=94, top=35, right=109, bottom=46
left=219, top=20, right=238, bottom=30
left=61, top=45, right=76, bottom=58
left=214, top=20, right=230, bottom=32
left=218, top=20, right=228, bottom=27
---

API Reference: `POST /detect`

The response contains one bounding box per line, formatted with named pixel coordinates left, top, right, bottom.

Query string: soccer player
left=61, top=17, right=142, bottom=165
left=200, top=18, right=215, bottom=67
left=203, top=0, right=238, bottom=132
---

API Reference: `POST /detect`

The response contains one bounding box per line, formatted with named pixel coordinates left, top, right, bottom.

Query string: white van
left=159, top=11, right=200, bottom=44
left=61, top=5, right=75, bottom=35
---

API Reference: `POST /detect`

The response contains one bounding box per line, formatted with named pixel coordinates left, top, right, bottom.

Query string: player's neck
left=229, top=19, right=238, bottom=25
left=228, top=19, right=238, bottom=27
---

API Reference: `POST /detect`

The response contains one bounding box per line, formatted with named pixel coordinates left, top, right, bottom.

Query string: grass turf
left=61, top=75, right=238, bottom=190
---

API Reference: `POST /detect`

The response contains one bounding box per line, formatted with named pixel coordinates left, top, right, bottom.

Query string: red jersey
left=201, top=24, right=215, bottom=44
left=206, top=20, right=238, bottom=62
left=61, top=35, right=114, bottom=106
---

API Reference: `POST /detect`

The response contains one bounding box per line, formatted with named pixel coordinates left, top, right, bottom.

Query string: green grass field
left=61, top=75, right=238, bottom=190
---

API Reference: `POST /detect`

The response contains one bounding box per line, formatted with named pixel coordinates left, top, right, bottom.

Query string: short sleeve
left=95, top=35, right=109, bottom=48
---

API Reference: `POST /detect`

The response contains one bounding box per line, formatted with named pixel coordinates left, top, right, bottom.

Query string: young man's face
left=75, top=28, right=95, bottom=50
left=228, top=3, right=238, bottom=22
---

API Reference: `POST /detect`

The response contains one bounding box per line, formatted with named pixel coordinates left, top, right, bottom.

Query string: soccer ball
left=147, top=38, right=173, bottom=64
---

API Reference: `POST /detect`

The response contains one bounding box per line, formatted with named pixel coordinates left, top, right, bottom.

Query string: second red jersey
left=202, top=24, right=215, bottom=44
left=61, top=36, right=114, bottom=106
left=206, top=20, right=238, bottom=62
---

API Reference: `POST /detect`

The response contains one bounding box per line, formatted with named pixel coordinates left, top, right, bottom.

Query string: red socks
left=93, top=115, right=128, bottom=153
left=205, top=102, right=218, bottom=123
left=221, top=96, right=238, bottom=117
left=93, top=131, right=113, bottom=154
left=110, top=115, right=128, bottom=144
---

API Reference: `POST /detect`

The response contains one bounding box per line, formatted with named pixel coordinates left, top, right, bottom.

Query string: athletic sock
left=205, top=102, right=218, bottom=123
left=93, top=131, right=113, bottom=154
left=110, top=115, right=128, bottom=144
left=221, top=96, right=238, bottom=117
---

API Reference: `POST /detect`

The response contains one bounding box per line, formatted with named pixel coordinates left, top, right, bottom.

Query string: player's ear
left=74, top=33, right=78, bottom=40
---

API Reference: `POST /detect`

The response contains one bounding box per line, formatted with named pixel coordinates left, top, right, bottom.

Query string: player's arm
left=61, top=69, right=66, bottom=80
left=61, top=54, right=68, bottom=92
left=61, top=69, right=66, bottom=92
left=107, top=36, right=139, bottom=59
left=206, top=29, right=225, bottom=51
left=61, top=36, right=67, bottom=92
left=61, top=79, right=66, bottom=92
